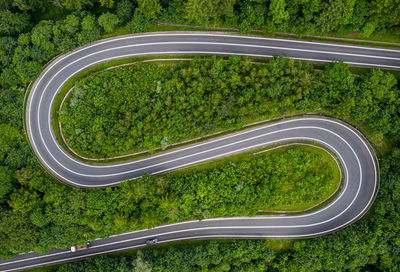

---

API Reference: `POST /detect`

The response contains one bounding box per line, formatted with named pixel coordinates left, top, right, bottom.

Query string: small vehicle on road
left=146, top=238, right=158, bottom=245
left=71, top=241, right=91, bottom=252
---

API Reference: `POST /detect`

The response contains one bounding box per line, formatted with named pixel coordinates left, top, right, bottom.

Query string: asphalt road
left=0, top=32, right=383, bottom=271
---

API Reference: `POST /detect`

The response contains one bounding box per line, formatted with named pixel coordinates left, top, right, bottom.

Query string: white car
left=71, top=241, right=91, bottom=252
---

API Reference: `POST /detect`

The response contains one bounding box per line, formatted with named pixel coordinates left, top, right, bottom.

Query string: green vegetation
left=46, top=240, right=278, bottom=271
left=60, top=56, right=400, bottom=159
left=159, top=0, right=400, bottom=42
left=0, top=0, right=400, bottom=95
left=1, top=1, right=400, bottom=271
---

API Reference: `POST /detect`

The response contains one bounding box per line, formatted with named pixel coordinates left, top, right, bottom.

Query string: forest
left=0, top=0, right=400, bottom=271
left=1, top=0, right=400, bottom=42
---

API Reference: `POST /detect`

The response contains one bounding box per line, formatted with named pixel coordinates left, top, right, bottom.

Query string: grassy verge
left=100, top=26, right=132, bottom=39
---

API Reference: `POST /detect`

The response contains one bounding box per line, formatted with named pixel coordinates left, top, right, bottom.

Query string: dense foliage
left=0, top=0, right=400, bottom=271
left=1, top=0, right=400, bottom=98
left=61, top=57, right=319, bottom=157
left=60, top=56, right=400, bottom=158
left=2, top=0, right=400, bottom=42
left=168, top=0, right=400, bottom=38
left=55, top=241, right=277, bottom=272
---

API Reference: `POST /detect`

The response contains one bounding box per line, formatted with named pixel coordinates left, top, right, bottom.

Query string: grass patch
left=358, top=29, right=400, bottom=44
left=100, top=26, right=132, bottom=39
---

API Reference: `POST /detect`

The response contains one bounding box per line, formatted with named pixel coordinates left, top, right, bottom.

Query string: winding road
left=0, top=32, right=386, bottom=271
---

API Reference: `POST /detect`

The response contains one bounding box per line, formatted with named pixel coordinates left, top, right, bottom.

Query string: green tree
left=127, top=10, right=150, bottom=33
left=30, top=20, right=54, bottom=52
left=368, top=0, right=400, bottom=28
left=14, top=60, right=42, bottom=84
left=315, top=0, right=356, bottom=34
left=238, top=3, right=266, bottom=32
left=98, top=12, right=119, bottom=32
left=116, top=0, right=134, bottom=23
left=269, top=0, right=289, bottom=27
left=0, top=166, right=14, bottom=202
left=361, top=21, right=378, bottom=37
left=60, top=0, right=92, bottom=10
left=137, top=0, right=162, bottom=20
left=0, top=68, right=19, bottom=87
left=78, top=14, right=100, bottom=44
left=0, top=0, right=12, bottom=10
left=8, top=188, right=39, bottom=214
left=183, top=0, right=216, bottom=24
left=0, top=10, right=29, bottom=36
left=318, top=61, right=355, bottom=118
left=61, top=14, right=80, bottom=34
left=12, top=0, right=47, bottom=11
left=217, top=0, right=236, bottom=17
left=81, top=14, right=97, bottom=31
left=17, top=32, right=30, bottom=46
left=0, top=211, right=38, bottom=257
left=29, top=207, right=51, bottom=228
left=0, top=123, right=30, bottom=168
left=99, top=0, right=114, bottom=8
left=352, top=69, right=399, bottom=135
left=133, top=251, right=152, bottom=272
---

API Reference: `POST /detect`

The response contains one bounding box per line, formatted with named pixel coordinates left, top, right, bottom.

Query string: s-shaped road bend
left=1, top=32, right=391, bottom=271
